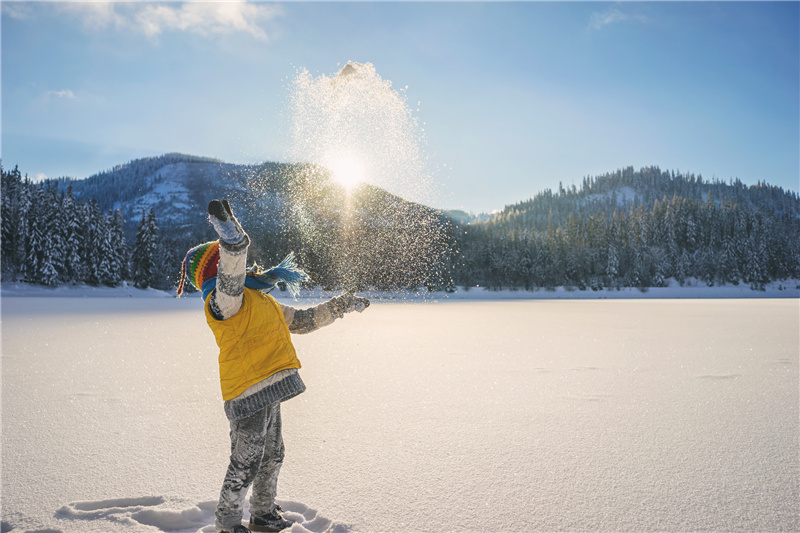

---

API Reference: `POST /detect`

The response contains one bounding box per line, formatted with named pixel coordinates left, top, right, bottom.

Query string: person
left=177, top=199, right=370, bottom=533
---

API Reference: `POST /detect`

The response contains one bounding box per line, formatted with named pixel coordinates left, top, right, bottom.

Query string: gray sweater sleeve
left=280, top=294, right=354, bottom=334
left=208, top=234, right=250, bottom=321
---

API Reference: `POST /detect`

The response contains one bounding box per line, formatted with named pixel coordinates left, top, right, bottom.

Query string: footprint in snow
left=55, top=496, right=351, bottom=533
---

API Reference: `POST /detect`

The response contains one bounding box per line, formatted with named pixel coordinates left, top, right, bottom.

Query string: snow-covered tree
left=61, top=185, right=85, bottom=283
left=132, top=209, right=159, bottom=289
left=110, top=209, right=130, bottom=283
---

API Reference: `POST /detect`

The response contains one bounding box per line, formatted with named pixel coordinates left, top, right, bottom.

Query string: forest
left=1, top=165, right=165, bottom=289
left=452, top=167, right=800, bottom=291
left=2, top=160, right=798, bottom=293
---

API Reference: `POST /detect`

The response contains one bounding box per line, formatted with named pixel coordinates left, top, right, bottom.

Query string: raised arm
left=207, top=200, right=248, bottom=321
left=281, top=292, right=370, bottom=334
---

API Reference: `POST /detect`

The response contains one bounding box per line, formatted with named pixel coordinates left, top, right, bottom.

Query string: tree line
left=451, top=167, right=800, bottom=291
left=1, top=165, right=169, bottom=289
left=3, top=162, right=799, bottom=293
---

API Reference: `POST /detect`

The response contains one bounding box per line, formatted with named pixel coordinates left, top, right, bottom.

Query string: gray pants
left=215, top=402, right=284, bottom=532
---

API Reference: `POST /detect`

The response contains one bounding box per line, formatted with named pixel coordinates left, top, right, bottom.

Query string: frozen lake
left=2, top=296, right=798, bottom=532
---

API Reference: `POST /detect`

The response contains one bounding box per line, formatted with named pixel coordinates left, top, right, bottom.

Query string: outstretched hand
left=329, top=292, right=370, bottom=318
left=208, top=199, right=245, bottom=244
left=343, top=291, right=370, bottom=313
left=351, top=294, right=370, bottom=313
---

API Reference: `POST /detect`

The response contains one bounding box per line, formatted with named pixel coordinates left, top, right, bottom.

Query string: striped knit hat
left=177, top=241, right=219, bottom=297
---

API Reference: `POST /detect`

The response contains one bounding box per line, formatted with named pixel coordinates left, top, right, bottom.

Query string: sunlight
left=328, top=154, right=366, bottom=190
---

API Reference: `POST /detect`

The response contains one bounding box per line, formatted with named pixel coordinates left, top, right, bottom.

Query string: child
left=178, top=199, right=369, bottom=533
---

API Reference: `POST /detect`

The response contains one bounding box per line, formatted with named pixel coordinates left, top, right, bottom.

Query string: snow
left=0, top=281, right=173, bottom=299
left=111, top=162, right=200, bottom=225
left=1, top=286, right=798, bottom=532
left=2, top=277, right=797, bottom=301
left=581, top=185, right=639, bottom=207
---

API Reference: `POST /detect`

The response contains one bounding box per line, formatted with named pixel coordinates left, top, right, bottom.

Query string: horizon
left=19, top=152, right=798, bottom=218
left=2, top=1, right=798, bottom=214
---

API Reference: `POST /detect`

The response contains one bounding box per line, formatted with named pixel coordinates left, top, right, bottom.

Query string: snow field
left=1, top=295, right=798, bottom=532
left=1, top=277, right=798, bottom=301
left=51, top=497, right=344, bottom=533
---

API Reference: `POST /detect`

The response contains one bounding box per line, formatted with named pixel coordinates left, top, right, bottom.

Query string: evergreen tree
left=39, top=186, right=62, bottom=286
left=110, top=209, right=130, bottom=283
left=61, top=185, right=84, bottom=283
left=132, top=209, right=159, bottom=289
left=606, top=243, right=619, bottom=289
left=83, top=200, right=103, bottom=285
left=1, top=165, right=25, bottom=280
left=95, top=211, right=116, bottom=286
left=23, top=185, right=45, bottom=283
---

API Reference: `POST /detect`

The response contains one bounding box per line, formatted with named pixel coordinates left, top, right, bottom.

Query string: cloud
left=47, top=89, right=77, bottom=100
left=589, top=6, right=648, bottom=30
left=56, top=1, right=282, bottom=41
left=1, top=2, right=33, bottom=20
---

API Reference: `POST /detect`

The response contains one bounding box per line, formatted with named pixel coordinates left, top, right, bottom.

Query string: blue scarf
left=201, top=252, right=309, bottom=301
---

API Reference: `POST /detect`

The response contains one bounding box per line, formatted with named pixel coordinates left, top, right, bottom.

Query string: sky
left=2, top=1, right=798, bottom=214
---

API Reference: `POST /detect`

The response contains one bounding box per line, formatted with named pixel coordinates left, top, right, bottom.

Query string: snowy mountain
left=454, top=166, right=800, bottom=290
left=57, top=154, right=272, bottom=236
left=4, top=156, right=798, bottom=293
left=51, top=153, right=454, bottom=292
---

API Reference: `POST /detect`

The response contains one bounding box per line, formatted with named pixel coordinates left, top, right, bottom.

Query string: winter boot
left=248, top=505, right=293, bottom=532
left=220, top=525, right=251, bottom=533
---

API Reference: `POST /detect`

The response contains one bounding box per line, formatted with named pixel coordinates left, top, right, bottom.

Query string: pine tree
left=61, top=185, right=84, bottom=283
left=145, top=209, right=164, bottom=289
left=95, top=211, right=116, bottom=286
left=132, top=209, right=159, bottom=289
left=651, top=247, right=668, bottom=287
left=606, top=243, right=619, bottom=289
left=83, top=200, right=103, bottom=285
left=42, top=186, right=65, bottom=285
left=1, top=165, right=24, bottom=280
left=110, top=209, right=130, bottom=283
left=39, top=186, right=61, bottom=286
left=24, top=185, right=44, bottom=283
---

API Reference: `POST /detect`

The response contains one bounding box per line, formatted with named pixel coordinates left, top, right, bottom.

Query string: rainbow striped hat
left=177, top=241, right=220, bottom=297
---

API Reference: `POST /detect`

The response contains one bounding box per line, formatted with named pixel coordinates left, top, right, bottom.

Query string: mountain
left=3, top=157, right=798, bottom=293
left=51, top=153, right=454, bottom=292
left=454, top=165, right=800, bottom=290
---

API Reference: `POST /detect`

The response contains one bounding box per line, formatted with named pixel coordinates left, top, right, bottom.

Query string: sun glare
left=329, top=155, right=366, bottom=190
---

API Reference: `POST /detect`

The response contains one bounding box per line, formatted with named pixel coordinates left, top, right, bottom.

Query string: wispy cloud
left=589, top=5, right=649, bottom=31
left=47, top=89, right=77, bottom=100
left=1, top=2, right=32, bottom=20
left=54, top=1, right=283, bottom=41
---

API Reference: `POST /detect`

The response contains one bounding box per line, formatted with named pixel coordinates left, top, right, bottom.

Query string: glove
left=351, top=295, right=370, bottom=313
left=329, top=292, right=370, bottom=317
left=208, top=199, right=245, bottom=244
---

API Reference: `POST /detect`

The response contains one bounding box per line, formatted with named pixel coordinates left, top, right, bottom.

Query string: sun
left=328, top=155, right=366, bottom=190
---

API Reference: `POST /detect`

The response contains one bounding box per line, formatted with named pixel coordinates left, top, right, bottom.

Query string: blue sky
left=2, top=1, right=798, bottom=213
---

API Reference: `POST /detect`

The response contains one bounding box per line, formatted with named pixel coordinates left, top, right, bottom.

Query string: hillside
left=454, top=166, right=800, bottom=290
left=2, top=154, right=453, bottom=292
left=492, top=166, right=798, bottom=231
left=2, top=158, right=798, bottom=292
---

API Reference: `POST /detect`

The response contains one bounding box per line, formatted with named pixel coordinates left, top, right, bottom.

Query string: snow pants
left=215, top=402, right=284, bottom=533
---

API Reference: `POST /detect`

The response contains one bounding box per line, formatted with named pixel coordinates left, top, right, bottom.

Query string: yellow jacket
left=205, top=287, right=301, bottom=401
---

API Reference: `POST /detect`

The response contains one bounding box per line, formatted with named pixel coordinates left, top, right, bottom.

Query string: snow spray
left=287, top=62, right=435, bottom=203
left=278, top=62, right=452, bottom=294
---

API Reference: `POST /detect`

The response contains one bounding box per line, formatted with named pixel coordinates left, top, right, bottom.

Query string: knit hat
left=176, top=241, right=309, bottom=300
left=177, top=241, right=219, bottom=297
